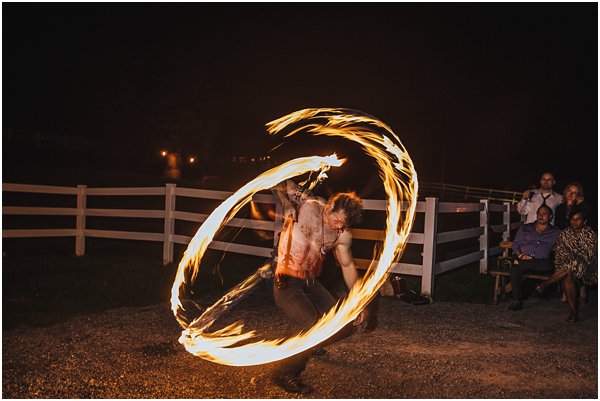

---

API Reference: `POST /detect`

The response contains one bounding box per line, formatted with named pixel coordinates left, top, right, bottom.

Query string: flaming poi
left=170, top=108, right=418, bottom=366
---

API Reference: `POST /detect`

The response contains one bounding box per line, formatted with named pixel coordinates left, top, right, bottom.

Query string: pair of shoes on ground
left=566, top=313, right=578, bottom=323
left=273, top=374, right=313, bottom=394
left=508, top=300, right=523, bottom=311
left=399, top=290, right=430, bottom=305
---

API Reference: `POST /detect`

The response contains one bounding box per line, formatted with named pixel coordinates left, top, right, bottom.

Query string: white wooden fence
left=2, top=183, right=522, bottom=297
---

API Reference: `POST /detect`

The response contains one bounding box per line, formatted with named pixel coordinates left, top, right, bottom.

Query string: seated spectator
left=517, top=172, right=563, bottom=224
left=554, top=182, right=594, bottom=230
left=553, top=182, right=594, bottom=304
left=535, top=209, right=597, bottom=322
left=508, top=205, right=561, bottom=311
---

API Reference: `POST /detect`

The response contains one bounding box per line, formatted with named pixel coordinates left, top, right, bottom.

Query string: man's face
left=536, top=207, right=552, bottom=225
left=564, top=185, right=580, bottom=204
left=569, top=212, right=585, bottom=230
left=326, top=209, right=348, bottom=232
left=539, top=174, right=555, bottom=190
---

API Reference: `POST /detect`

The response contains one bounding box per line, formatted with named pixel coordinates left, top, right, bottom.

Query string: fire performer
left=270, top=179, right=367, bottom=394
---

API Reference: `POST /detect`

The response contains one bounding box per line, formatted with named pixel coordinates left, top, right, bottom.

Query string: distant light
left=161, top=150, right=167, bottom=157
left=189, top=157, right=195, bottom=163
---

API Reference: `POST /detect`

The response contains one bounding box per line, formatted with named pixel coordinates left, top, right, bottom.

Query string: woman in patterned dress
left=535, top=208, right=597, bottom=322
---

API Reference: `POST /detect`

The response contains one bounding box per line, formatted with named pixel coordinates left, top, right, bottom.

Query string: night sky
left=3, top=3, right=598, bottom=199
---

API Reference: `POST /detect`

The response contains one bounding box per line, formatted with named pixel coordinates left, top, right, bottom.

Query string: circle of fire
left=171, top=108, right=418, bottom=366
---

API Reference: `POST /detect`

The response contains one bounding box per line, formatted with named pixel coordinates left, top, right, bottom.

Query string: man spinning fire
left=270, top=179, right=368, bottom=394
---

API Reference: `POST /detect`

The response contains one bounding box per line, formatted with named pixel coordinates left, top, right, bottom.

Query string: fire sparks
left=170, top=108, right=418, bottom=366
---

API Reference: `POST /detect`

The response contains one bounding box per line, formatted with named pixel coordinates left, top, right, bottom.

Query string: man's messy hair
left=328, top=192, right=363, bottom=227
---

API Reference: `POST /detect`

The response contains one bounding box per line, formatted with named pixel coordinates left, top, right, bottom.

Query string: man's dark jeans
left=273, top=276, right=354, bottom=377
left=509, top=259, right=554, bottom=301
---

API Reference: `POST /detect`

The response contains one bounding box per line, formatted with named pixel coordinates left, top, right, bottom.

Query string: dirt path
left=3, top=291, right=597, bottom=398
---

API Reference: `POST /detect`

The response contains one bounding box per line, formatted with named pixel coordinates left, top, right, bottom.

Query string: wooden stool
left=489, top=269, right=551, bottom=304
left=489, top=241, right=550, bottom=304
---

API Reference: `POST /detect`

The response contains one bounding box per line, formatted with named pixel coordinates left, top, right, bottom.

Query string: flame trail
left=249, top=201, right=275, bottom=240
left=171, top=108, right=418, bottom=366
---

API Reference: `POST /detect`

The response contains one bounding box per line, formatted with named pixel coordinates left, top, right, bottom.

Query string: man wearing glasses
left=517, top=172, right=563, bottom=224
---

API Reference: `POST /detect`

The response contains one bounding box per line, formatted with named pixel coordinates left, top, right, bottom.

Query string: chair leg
left=494, top=274, right=501, bottom=305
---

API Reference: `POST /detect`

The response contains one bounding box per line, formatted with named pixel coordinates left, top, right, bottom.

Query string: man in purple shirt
left=508, top=204, right=560, bottom=311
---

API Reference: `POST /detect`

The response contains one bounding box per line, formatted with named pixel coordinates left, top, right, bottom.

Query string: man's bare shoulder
left=299, top=198, right=324, bottom=213
left=296, top=198, right=324, bottom=228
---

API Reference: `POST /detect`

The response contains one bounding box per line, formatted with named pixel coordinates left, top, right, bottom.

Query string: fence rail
left=2, top=182, right=523, bottom=298
left=422, top=182, right=521, bottom=204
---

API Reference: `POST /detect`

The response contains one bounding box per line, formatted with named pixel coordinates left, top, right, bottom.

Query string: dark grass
left=3, top=253, right=175, bottom=330
left=3, top=237, right=502, bottom=330
left=435, top=263, right=498, bottom=303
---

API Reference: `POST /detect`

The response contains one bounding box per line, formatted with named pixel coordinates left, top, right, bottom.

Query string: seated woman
left=554, top=182, right=594, bottom=230
left=536, top=208, right=597, bottom=322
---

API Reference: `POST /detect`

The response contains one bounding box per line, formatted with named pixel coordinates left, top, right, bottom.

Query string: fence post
left=479, top=199, right=489, bottom=274
left=75, top=185, right=87, bottom=256
left=421, top=197, right=438, bottom=298
left=163, top=183, right=176, bottom=266
left=503, top=201, right=511, bottom=241
left=272, top=200, right=284, bottom=254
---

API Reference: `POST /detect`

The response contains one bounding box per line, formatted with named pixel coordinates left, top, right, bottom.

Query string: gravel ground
left=3, top=287, right=597, bottom=399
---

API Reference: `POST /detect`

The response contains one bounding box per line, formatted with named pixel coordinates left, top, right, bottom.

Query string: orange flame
left=249, top=201, right=275, bottom=240
left=170, top=108, right=418, bottom=366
